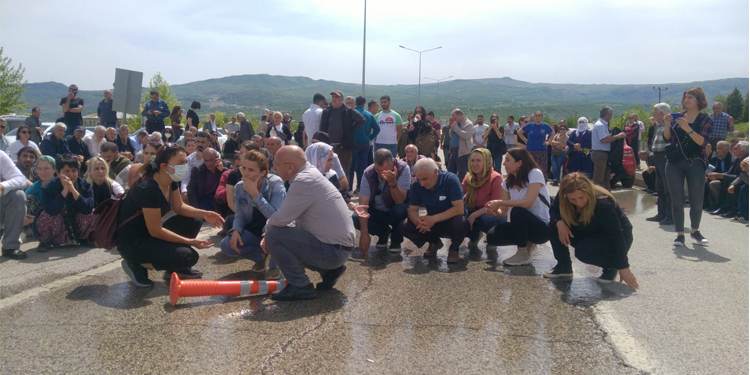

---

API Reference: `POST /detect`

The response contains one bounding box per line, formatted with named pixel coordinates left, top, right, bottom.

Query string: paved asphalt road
left=0, top=187, right=746, bottom=374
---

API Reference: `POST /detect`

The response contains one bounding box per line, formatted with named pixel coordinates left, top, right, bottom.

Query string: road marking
left=593, top=303, right=657, bottom=373
left=0, top=260, right=121, bottom=310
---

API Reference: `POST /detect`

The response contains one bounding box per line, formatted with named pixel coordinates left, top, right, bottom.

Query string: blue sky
left=1, top=0, right=748, bottom=90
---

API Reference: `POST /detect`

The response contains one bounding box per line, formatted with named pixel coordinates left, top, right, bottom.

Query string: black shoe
left=542, top=264, right=574, bottom=279
left=163, top=268, right=203, bottom=280
left=659, top=217, right=674, bottom=225
left=710, top=208, right=727, bottom=216
left=646, top=214, right=666, bottom=222
left=2, top=248, right=27, bottom=260
left=673, top=235, right=685, bottom=247
left=690, top=231, right=709, bottom=245
left=271, top=283, right=316, bottom=301
left=721, top=210, right=738, bottom=219
left=76, top=239, right=95, bottom=248
left=645, top=189, right=654, bottom=194
left=387, top=242, right=402, bottom=254
left=121, top=260, right=154, bottom=288
left=596, top=268, right=618, bottom=284
left=375, top=236, right=388, bottom=249
left=35, top=242, right=54, bottom=253
left=317, top=265, right=346, bottom=290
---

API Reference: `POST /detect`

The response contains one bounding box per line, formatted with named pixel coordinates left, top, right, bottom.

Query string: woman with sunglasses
left=10, top=125, right=41, bottom=162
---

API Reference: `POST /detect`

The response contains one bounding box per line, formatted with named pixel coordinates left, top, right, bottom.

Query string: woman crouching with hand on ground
left=117, top=145, right=224, bottom=288
left=543, top=172, right=638, bottom=289
left=220, top=150, right=286, bottom=280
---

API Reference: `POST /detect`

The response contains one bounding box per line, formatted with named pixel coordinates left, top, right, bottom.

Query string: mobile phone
left=491, top=118, right=496, bottom=124
left=671, top=113, right=684, bottom=120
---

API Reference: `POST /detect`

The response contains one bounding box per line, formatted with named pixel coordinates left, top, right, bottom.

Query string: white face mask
left=165, top=133, right=172, bottom=139
left=166, top=164, right=189, bottom=182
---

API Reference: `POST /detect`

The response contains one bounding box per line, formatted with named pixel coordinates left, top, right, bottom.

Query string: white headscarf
left=576, top=117, right=589, bottom=134
left=305, top=142, right=333, bottom=175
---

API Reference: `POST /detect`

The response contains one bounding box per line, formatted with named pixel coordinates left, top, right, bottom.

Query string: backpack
left=414, top=129, right=437, bottom=157
left=88, top=193, right=140, bottom=249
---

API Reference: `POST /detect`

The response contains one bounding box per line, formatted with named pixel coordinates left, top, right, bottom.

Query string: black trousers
left=486, top=207, right=549, bottom=248
left=642, top=171, right=656, bottom=190
left=399, top=215, right=469, bottom=251
left=353, top=204, right=409, bottom=245
left=145, top=119, right=165, bottom=134
left=118, top=215, right=202, bottom=271
left=549, top=220, right=633, bottom=270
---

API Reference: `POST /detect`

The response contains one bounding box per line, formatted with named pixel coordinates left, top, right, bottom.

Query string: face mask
left=166, top=164, right=189, bottom=182
left=165, top=133, right=172, bottom=139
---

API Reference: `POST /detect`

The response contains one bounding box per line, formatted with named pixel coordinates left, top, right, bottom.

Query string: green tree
left=202, top=111, right=229, bottom=128
left=742, top=90, right=749, bottom=122
left=0, top=48, right=28, bottom=115
left=131, top=72, right=181, bottom=131
left=712, top=93, right=727, bottom=109
left=725, top=87, right=743, bottom=120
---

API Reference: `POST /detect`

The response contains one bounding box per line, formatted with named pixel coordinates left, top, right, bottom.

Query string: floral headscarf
left=305, top=142, right=333, bottom=175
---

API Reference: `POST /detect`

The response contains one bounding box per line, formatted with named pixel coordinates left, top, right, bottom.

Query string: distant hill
left=18, top=75, right=749, bottom=122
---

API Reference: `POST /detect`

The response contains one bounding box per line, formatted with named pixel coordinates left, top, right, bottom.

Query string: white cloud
left=0, top=0, right=746, bottom=89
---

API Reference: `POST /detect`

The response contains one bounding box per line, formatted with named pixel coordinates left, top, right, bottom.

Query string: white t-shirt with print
left=375, top=111, right=401, bottom=145
left=501, top=168, right=551, bottom=224
left=473, top=124, right=489, bottom=146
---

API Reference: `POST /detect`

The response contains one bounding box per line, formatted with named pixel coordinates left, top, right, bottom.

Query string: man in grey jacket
left=446, top=109, right=473, bottom=181
left=0, top=150, right=29, bottom=259
left=262, top=146, right=356, bottom=301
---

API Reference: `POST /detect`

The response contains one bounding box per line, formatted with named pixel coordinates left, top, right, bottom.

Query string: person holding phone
left=483, top=114, right=506, bottom=172
left=663, top=87, right=713, bottom=247
left=60, top=84, right=84, bottom=136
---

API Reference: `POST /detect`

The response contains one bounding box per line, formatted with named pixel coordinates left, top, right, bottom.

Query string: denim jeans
left=666, top=159, right=706, bottom=233
left=352, top=204, right=409, bottom=245
left=492, top=152, right=503, bottom=173
left=739, top=184, right=748, bottom=218
left=468, top=212, right=505, bottom=242
left=220, top=229, right=277, bottom=268
left=374, top=143, right=398, bottom=158
left=264, top=226, right=351, bottom=287
left=551, top=153, right=567, bottom=181
left=349, top=143, right=370, bottom=191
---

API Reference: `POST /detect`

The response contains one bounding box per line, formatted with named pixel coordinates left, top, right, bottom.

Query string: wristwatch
left=688, top=129, right=695, bottom=135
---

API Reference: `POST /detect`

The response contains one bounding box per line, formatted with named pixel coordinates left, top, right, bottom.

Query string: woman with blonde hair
left=86, top=156, right=124, bottom=207
left=461, top=148, right=504, bottom=250
left=544, top=172, right=638, bottom=289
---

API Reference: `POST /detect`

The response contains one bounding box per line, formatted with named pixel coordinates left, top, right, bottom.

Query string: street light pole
left=362, top=0, right=366, bottom=97
left=424, top=75, right=453, bottom=102
left=653, top=86, right=668, bottom=102
left=399, top=45, right=442, bottom=107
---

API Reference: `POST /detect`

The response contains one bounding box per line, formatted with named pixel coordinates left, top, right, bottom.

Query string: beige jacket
left=450, top=117, right=474, bottom=157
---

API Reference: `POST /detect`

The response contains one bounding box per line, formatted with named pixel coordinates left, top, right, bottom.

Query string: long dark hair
left=135, top=144, right=186, bottom=186
left=504, top=148, right=539, bottom=190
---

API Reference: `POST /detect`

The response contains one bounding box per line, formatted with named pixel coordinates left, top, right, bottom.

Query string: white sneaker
left=503, top=247, right=531, bottom=266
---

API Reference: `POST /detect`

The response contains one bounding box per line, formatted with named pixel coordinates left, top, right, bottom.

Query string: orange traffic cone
left=169, top=273, right=289, bottom=306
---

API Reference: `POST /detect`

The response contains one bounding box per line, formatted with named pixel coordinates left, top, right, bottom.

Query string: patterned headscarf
left=464, top=148, right=493, bottom=209
left=305, top=142, right=333, bottom=175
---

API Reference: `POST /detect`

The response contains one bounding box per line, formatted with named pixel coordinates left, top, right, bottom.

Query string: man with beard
left=15, top=147, right=39, bottom=186
left=181, top=131, right=210, bottom=201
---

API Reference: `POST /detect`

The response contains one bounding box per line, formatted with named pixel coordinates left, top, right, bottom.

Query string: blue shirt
left=97, top=99, right=118, bottom=124
left=709, top=112, right=732, bottom=138
left=450, top=131, right=460, bottom=148
left=409, top=170, right=466, bottom=216
left=141, top=99, right=170, bottom=122
left=591, top=119, right=611, bottom=151
left=520, top=123, right=553, bottom=151
left=353, top=106, right=381, bottom=144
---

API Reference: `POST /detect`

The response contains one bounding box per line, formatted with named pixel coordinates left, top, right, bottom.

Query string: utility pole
left=399, top=45, right=442, bottom=107
left=653, top=86, right=668, bottom=102
left=361, top=0, right=366, bottom=97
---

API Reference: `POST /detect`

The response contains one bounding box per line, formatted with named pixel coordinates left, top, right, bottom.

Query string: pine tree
left=133, top=72, right=181, bottom=130
left=725, top=87, right=743, bottom=121
left=742, top=90, right=749, bottom=123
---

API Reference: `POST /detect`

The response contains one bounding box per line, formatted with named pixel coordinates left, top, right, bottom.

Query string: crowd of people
left=0, top=85, right=746, bottom=300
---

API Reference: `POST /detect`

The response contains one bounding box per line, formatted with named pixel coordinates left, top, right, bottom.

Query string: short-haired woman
left=485, top=148, right=552, bottom=266
left=663, top=87, right=713, bottom=246
left=36, top=154, right=97, bottom=250
left=544, top=173, right=638, bottom=288
left=10, top=125, right=41, bottom=162
left=268, top=111, right=293, bottom=145
left=116, top=145, right=224, bottom=287
left=220, top=150, right=286, bottom=279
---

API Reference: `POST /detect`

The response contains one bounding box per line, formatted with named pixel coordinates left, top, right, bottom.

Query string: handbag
left=88, top=194, right=140, bottom=250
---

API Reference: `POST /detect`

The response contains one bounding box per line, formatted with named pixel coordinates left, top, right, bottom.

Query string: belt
left=332, top=244, right=353, bottom=251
